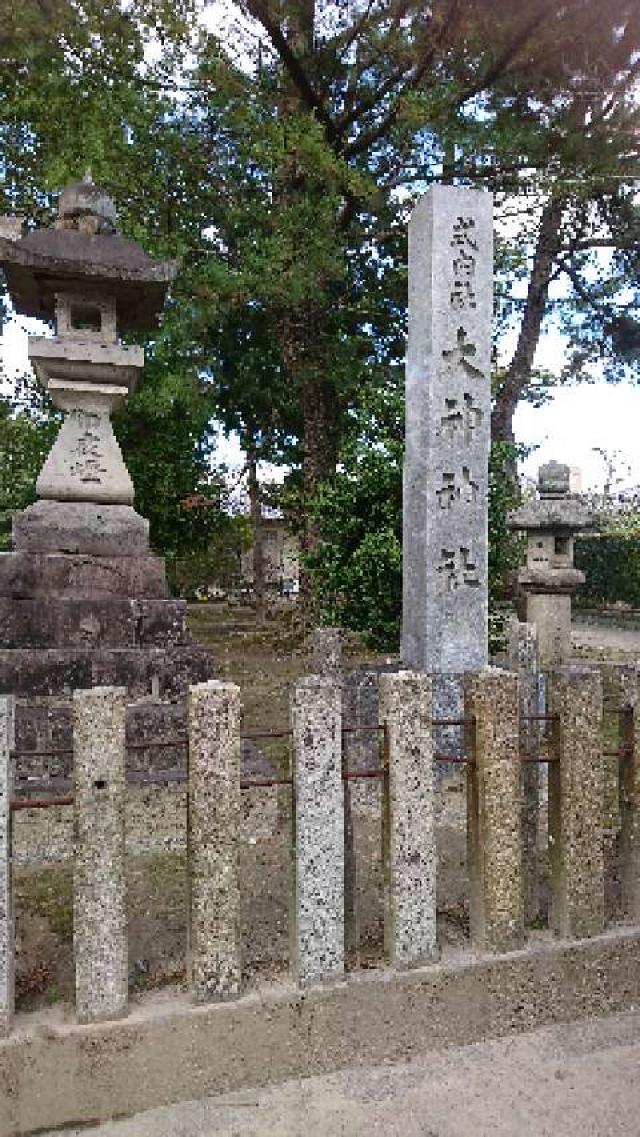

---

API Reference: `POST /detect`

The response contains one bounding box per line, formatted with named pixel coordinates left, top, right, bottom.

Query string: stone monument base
left=2, top=505, right=216, bottom=786
left=13, top=500, right=149, bottom=556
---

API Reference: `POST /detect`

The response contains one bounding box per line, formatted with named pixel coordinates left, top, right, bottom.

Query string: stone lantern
left=508, top=461, right=592, bottom=667
left=1, top=173, right=174, bottom=554
left=0, top=175, right=214, bottom=766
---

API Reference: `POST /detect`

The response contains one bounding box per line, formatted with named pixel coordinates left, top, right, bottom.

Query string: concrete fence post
left=465, top=668, right=524, bottom=952
left=508, top=620, right=542, bottom=924
left=549, top=666, right=604, bottom=939
left=73, top=686, right=127, bottom=1024
left=380, top=671, right=436, bottom=967
left=0, top=696, right=14, bottom=1038
left=187, top=679, right=241, bottom=1002
left=291, top=675, right=343, bottom=985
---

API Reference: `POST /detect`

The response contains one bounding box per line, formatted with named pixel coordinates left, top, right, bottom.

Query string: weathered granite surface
left=507, top=620, right=543, bottom=924
left=0, top=645, right=213, bottom=699
left=619, top=668, right=640, bottom=921
left=509, top=461, right=592, bottom=666
left=465, top=667, right=524, bottom=952
left=73, top=686, right=127, bottom=1024
left=187, top=680, right=241, bottom=1002
left=13, top=500, right=148, bottom=555
left=0, top=596, right=189, bottom=650
left=291, top=675, right=344, bottom=985
left=402, top=185, right=492, bottom=674
left=0, top=697, right=14, bottom=1038
left=380, top=671, right=436, bottom=966
left=549, top=666, right=604, bottom=939
left=0, top=551, right=168, bottom=598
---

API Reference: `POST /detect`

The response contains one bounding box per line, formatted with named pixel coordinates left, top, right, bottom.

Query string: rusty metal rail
left=8, top=706, right=635, bottom=810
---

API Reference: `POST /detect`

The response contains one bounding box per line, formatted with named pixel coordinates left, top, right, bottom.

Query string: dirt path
left=42, top=1009, right=640, bottom=1136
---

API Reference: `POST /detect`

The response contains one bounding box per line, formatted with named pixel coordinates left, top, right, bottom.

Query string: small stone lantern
left=508, top=461, right=592, bottom=667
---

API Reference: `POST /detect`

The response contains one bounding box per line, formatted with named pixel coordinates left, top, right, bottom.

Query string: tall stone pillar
left=402, top=186, right=492, bottom=729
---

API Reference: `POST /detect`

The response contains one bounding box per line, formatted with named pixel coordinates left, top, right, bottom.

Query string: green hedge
left=575, top=534, right=640, bottom=608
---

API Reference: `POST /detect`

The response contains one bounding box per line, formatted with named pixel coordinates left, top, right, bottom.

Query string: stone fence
left=1, top=664, right=639, bottom=1035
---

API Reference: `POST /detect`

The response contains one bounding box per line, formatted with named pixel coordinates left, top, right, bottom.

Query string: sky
left=2, top=308, right=639, bottom=494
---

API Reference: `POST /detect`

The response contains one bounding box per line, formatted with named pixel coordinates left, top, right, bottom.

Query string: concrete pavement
left=42, top=1008, right=640, bottom=1137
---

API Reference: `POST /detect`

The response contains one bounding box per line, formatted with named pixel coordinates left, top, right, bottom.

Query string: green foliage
left=0, top=382, right=59, bottom=550
left=169, top=514, right=251, bottom=599
left=575, top=534, right=640, bottom=609
left=488, top=442, right=525, bottom=651
left=308, top=384, right=520, bottom=652
left=306, top=378, right=403, bottom=650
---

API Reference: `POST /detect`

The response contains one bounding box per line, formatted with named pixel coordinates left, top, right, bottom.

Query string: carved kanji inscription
left=438, top=393, right=484, bottom=444
left=69, top=414, right=107, bottom=484
left=436, top=467, right=479, bottom=510
left=437, top=546, right=481, bottom=591
left=450, top=215, right=478, bottom=310
left=442, top=326, right=484, bottom=378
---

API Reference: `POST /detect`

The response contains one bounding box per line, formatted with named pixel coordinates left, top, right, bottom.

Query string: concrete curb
left=2, top=926, right=640, bottom=1136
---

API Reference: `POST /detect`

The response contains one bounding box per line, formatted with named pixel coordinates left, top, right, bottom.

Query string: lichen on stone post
left=291, top=675, right=343, bottom=985
left=380, top=671, right=436, bottom=967
left=73, top=686, right=127, bottom=1024
left=465, top=668, right=524, bottom=952
left=600, top=663, right=637, bottom=919
left=508, top=620, right=542, bottom=924
left=0, top=696, right=15, bottom=1037
left=614, top=668, right=640, bottom=920
left=548, top=666, right=604, bottom=939
left=187, top=679, right=241, bottom=1002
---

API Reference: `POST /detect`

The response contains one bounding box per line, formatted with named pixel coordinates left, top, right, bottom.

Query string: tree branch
left=245, top=0, right=335, bottom=138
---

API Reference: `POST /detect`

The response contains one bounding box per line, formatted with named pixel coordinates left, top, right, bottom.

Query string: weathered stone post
left=380, top=671, right=436, bottom=966
left=465, top=668, right=524, bottom=952
left=291, top=675, right=343, bottom=985
left=73, top=686, right=127, bottom=1024
left=612, top=668, right=640, bottom=920
left=187, top=679, right=241, bottom=1001
left=307, top=626, right=342, bottom=677
left=548, top=667, right=604, bottom=938
left=508, top=620, right=542, bottom=923
left=600, top=664, right=636, bottom=917
left=0, top=696, right=14, bottom=1037
left=402, top=186, right=492, bottom=737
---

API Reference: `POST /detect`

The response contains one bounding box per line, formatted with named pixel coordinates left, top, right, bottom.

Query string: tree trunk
left=279, top=303, right=339, bottom=617
left=491, top=195, right=566, bottom=445
left=247, top=442, right=267, bottom=620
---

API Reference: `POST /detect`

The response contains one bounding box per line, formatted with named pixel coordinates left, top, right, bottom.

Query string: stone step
left=0, top=551, right=168, bottom=599
left=0, top=644, right=215, bottom=699
left=0, top=597, right=190, bottom=649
